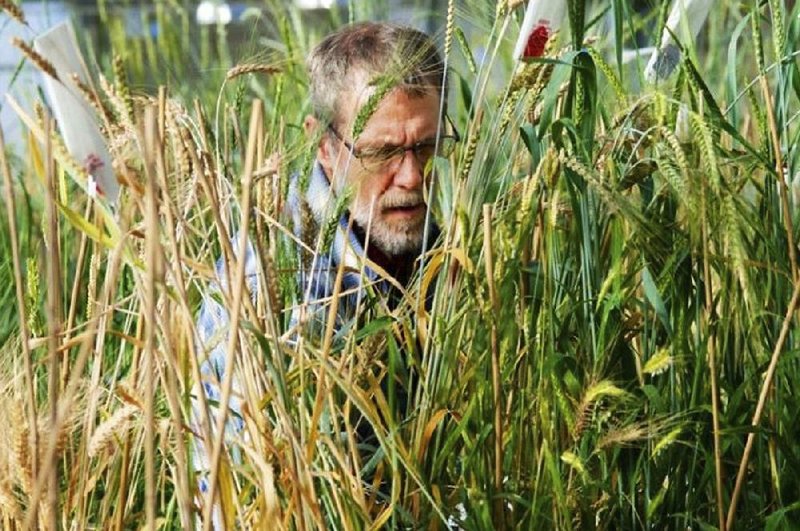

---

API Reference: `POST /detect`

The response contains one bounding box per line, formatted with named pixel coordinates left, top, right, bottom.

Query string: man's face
left=319, top=87, right=442, bottom=256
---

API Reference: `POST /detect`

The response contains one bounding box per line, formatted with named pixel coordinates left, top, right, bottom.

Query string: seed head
left=225, top=63, right=281, bottom=81
left=12, top=37, right=58, bottom=81
left=1, top=0, right=28, bottom=27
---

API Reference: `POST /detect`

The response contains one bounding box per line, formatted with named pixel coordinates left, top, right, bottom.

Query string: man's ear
left=305, top=114, right=336, bottom=180
left=303, top=114, right=319, bottom=137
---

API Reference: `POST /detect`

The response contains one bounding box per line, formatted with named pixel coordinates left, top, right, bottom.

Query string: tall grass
left=2, top=0, right=800, bottom=528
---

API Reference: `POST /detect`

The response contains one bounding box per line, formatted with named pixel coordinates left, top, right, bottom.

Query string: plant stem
left=702, top=199, right=726, bottom=531
left=43, top=115, right=62, bottom=531
left=306, top=214, right=352, bottom=463
left=153, top=85, right=193, bottom=529
left=726, top=279, right=800, bottom=529
left=0, top=118, right=39, bottom=527
left=202, top=100, right=261, bottom=530
left=65, top=200, right=92, bottom=338
left=483, top=204, right=505, bottom=530
left=142, top=104, right=161, bottom=531
left=760, top=75, right=797, bottom=281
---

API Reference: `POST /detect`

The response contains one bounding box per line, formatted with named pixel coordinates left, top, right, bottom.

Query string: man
left=193, top=20, right=458, bottom=524
left=289, top=20, right=458, bottom=330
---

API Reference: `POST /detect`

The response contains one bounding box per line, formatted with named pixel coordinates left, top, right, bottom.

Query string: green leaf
left=354, top=315, right=393, bottom=342
left=642, top=266, right=672, bottom=335
left=765, top=501, right=800, bottom=531
left=519, top=124, right=540, bottom=158
left=57, top=201, right=116, bottom=248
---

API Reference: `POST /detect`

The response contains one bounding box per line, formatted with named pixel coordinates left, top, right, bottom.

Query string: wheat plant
left=1, top=0, right=800, bottom=529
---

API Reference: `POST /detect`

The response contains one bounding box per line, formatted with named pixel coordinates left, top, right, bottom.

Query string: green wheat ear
left=298, top=129, right=323, bottom=194
left=586, top=46, right=625, bottom=102
left=688, top=111, right=721, bottom=194
left=722, top=193, right=752, bottom=308
left=455, top=28, right=477, bottom=75
left=443, top=0, right=455, bottom=59
left=460, top=115, right=481, bottom=182
left=767, top=0, right=786, bottom=62
left=658, top=126, right=695, bottom=214
left=351, top=35, right=437, bottom=140
left=25, top=257, right=40, bottom=336
left=350, top=74, right=398, bottom=141
left=113, top=54, right=134, bottom=124
left=320, top=186, right=353, bottom=253
left=746, top=88, right=769, bottom=152
left=751, top=1, right=766, bottom=74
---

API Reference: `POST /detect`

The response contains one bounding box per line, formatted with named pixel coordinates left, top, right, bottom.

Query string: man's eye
left=414, top=143, right=437, bottom=160
left=359, top=146, right=402, bottom=161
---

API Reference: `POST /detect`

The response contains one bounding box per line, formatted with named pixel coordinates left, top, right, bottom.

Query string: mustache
left=380, top=191, right=425, bottom=210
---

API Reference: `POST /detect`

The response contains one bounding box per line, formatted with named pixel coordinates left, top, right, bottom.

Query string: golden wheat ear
left=1, top=0, right=29, bottom=27
left=11, top=38, right=59, bottom=81
left=226, top=63, right=282, bottom=81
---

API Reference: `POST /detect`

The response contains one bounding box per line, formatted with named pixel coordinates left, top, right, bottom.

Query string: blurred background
left=0, top=0, right=452, bottom=150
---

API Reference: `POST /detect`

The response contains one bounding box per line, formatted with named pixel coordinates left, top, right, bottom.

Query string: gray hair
left=307, top=21, right=447, bottom=127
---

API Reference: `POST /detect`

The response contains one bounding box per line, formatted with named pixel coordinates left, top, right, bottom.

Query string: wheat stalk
left=201, top=100, right=262, bottom=530
left=0, top=116, right=39, bottom=508
left=727, top=281, right=800, bottom=528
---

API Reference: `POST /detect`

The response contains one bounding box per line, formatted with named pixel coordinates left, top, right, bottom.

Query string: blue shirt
left=192, top=161, right=433, bottom=510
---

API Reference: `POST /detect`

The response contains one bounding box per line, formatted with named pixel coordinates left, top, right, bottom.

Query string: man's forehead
left=334, top=70, right=441, bottom=130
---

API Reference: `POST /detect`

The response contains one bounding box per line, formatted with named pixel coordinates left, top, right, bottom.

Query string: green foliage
left=2, top=0, right=800, bottom=529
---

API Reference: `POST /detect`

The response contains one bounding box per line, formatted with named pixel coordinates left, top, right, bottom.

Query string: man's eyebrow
left=356, top=141, right=402, bottom=151
left=360, top=132, right=442, bottom=150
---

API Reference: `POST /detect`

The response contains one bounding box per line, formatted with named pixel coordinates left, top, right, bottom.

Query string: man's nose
left=392, top=150, right=424, bottom=190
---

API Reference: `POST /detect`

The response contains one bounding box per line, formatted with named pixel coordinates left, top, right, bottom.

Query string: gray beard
left=350, top=203, right=427, bottom=256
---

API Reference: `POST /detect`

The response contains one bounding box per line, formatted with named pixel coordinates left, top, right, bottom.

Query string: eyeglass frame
left=326, top=114, right=461, bottom=172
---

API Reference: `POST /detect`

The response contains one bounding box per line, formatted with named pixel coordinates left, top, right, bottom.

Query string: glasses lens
left=415, top=143, right=437, bottom=163
left=359, top=150, right=399, bottom=172
left=356, top=137, right=457, bottom=172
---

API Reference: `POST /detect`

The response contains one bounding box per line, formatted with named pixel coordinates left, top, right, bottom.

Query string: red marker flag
left=513, top=0, right=567, bottom=62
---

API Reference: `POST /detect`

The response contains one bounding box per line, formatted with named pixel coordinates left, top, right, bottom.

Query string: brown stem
left=701, top=186, right=726, bottom=531
left=43, top=116, right=62, bottom=531
left=760, top=75, right=797, bottom=281
left=142, top=105, right=161, bottom=531
left=305, top=214, right=352, bottom=463
left=726, top=280, right=800, bottom=529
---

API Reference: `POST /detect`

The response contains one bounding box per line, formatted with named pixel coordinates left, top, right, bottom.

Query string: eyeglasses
left=327, top=114, right=461, bottom=172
